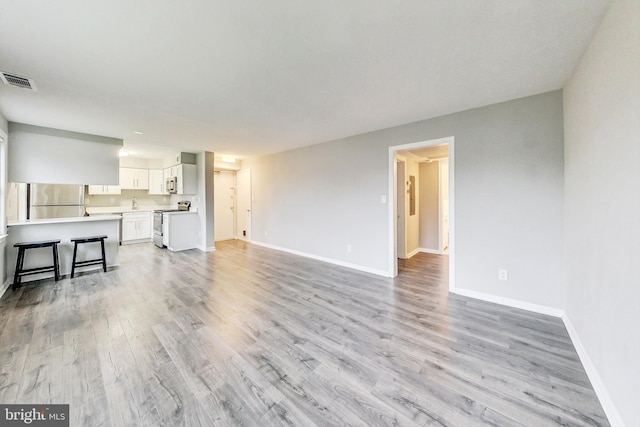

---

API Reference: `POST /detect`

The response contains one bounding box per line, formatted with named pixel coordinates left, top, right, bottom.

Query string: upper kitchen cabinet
left=88, top=185, right=121, bottom=195
left=164, top=164, right=197, bottom=195
left=120, top=168, right=149, bottom=190
left=148, top=169, right=166, bottom=195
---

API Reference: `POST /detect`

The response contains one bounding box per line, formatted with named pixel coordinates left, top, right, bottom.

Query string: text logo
left=0, top=405, right=69, bottom=427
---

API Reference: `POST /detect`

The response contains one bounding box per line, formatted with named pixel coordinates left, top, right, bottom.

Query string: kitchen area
left=83, top=151, right=200, bottom=251
left=3, top=123, right=205, bottom=287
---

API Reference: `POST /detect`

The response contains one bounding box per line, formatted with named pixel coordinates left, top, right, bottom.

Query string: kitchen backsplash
left=85, top=189, right=194, bottom=208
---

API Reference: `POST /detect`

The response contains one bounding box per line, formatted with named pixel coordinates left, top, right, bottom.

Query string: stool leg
left=53, top=243, right=60, bottom=281
left=71, top=242, right=78, bottom=279
left=100, top=239, right=107, bottom=273
left=13, top=248, right=25, bottom=291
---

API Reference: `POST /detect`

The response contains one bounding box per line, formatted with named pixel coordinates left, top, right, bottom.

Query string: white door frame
left=388, top=136, right=455, bottom=292
left=396, top=155, right=407, bottom=259
left=438, top=159, right=449, bottom=253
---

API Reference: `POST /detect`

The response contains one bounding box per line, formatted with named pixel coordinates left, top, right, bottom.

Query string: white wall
left=419, top=161, right=439, bottom=251
left=244, top=90, right=565, bottom=308
left=563, top=0, right=640, bottom=425
left=8, top=123, right=121, bottom=185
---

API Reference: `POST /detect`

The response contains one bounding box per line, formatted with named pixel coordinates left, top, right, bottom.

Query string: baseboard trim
left=407, top=248, right=421, bottom=258
left=450, top=287, right=564, bottom=318
left=452, top=286, right=621, bottom=425
left=251, top=241, right=390, bottom=277
left=418, top=247, right=444, bottom=255
left=197, top=245, right=216, bottom=252
left=561, top=315, right=624, bottom=427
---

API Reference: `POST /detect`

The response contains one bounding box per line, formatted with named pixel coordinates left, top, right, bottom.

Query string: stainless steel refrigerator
left=29, top=183, right=85, bottom=219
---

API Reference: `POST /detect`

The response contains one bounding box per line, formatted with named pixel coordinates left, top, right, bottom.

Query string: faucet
left=132, top=196, right=138, bottom=210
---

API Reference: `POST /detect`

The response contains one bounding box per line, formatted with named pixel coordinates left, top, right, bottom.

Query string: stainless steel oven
left=153, top=211, right=164, bottom=247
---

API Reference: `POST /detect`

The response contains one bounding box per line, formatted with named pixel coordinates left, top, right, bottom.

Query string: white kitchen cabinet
left=148, top=169, right=166, bottom=195
left=162, top=164, right=197, bottom=195
left=165, top=165, right=179, bottom=178
left=121, top=211, right=152, bottom=243
left=88, top=185, right=121, bottom=195
left=120, top=168, right=149, bottom=190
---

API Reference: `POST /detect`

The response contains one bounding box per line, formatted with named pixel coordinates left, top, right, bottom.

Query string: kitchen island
left=7, top=215, right=121, bottom=284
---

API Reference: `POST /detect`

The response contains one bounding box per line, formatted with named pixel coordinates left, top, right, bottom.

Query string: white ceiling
left=0, top=1, right=611, bottom=159
left=402, top=144, right=449, bottom=162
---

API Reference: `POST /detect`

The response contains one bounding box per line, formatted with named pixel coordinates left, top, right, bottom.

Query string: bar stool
left=70, top=235, right=108, bottom=278
left=13, top=239, right=61, bottom=290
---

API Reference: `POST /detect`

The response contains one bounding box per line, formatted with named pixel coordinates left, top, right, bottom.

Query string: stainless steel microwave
left=166, top=176, right=177, bottom=193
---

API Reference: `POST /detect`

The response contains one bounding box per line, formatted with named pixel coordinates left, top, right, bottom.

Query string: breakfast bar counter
left=7, top=215, right=121, bottom=284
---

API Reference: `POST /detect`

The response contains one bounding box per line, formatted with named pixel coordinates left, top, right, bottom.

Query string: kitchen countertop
left=8, top=215, right=122, bottom=227
left=6, top=214, right=121, bottom=282
left=162, top=211, right=198, bottom=215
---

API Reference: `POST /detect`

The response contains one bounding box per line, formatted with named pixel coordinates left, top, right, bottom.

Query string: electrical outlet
left=498, top=269, right=508, bottom=281
left=381, top=195, right=387, bottom=204
left=347, top=244, right=352, bottom=253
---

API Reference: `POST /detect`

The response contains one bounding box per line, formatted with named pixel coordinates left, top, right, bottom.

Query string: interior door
left=214, top=170, right=236, bottom=241
left=236, top=169, right=251, bottom=241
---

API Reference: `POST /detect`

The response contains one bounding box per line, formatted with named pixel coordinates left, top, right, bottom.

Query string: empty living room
left=0, top=0, right=638, bottom=426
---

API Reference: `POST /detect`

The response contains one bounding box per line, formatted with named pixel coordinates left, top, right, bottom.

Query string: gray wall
left=8, top=123, right=121, bottom=185
left=0, top=114, right=7, bottom=134
left=245, top=90, right=565, bottom=308
left=0, top=112, right=7, bottom=286
left=196, top=151, right=216, bottom=251
left=564, top=0, right=640, bottom=424
left=419, top=162, right=439, bottom=251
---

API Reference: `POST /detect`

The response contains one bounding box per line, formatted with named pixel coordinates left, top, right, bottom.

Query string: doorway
left=213, top=170, right=236, bottom=242
left=388, top=136, right=455, bottom=290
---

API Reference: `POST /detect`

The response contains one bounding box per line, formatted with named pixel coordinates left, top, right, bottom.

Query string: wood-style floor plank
left=0, top=241, right=609, bottom=426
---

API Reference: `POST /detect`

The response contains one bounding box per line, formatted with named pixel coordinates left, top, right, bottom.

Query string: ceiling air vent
left=0, top=72, right=37, bottom=91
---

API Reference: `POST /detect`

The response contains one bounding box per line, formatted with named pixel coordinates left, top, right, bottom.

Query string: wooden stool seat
left=71, top=235, right=108, bottom=278
left=13, top=239, right=61, bottom=290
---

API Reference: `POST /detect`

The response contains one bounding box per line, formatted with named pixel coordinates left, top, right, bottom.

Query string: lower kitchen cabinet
left=163, top=212, right=199, bottom=251
left=121, top=211, right=152, bottom=243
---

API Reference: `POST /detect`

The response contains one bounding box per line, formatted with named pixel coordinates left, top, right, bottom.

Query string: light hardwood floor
left=0, top=240, right=609, bottom=426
